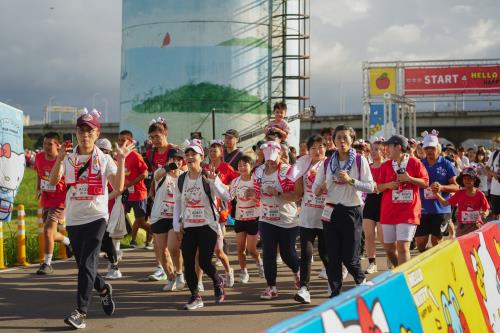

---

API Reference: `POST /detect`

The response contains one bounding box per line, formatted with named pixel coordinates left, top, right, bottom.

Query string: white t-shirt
left=259, top=169, right=298, bottom=228
left=487, top=151, right=500, bottom=195
left=299, top=161, right=325, bottom=229
left=63, top=153, right=117, bottom=226
left=150, top=171, right=177, bottom=224
left=230, top=176, right=260, bottom=221
left=471, top=162, right=488, bottom=193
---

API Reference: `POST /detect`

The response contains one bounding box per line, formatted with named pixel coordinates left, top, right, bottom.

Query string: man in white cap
left=415, top=130, right=458, bottom=252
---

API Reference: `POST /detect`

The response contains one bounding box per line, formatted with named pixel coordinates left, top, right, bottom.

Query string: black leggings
left=181, top=225, right=222, bottom=296
left=323, top=204, right=365, bottom=297
left=67, top=219, right=107, bottom=314
left=299, top=227, right=328, bottom=288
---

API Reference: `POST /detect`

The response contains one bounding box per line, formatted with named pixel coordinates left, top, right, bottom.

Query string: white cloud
left=368, top=24, right=422, bottom=55
left=314, top=0, right=371, bottom=27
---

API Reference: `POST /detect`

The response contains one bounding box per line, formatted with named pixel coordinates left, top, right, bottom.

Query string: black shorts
left=151, top=218, right=173, bottom=234
left=125, top=199, right=147, bottom=218
left=234, top=219, right=259, bottom=235
left=362, top=193, right=381, bottom=222
left=415, top=213, right=451, bottom=238
left=490, top=194, right=500, bottom=215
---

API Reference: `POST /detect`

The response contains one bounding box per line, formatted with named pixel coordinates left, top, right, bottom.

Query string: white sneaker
left=276, top=255, right=283, bottom=265
left=163, top=279, right=176, bottom=291
left=318, top=267, right=328, bottom=280
left=365, top=262, right=378, bottom=274
left=342, top=265, right=348, bottom=280
left=226, top=268, right=235, bottom=287
left=175, top=273, right=186, bottom=290
left=148, top=267, right=167, bottom=281
left=145, top=242, right=154, bottom=251
left=356, top=278, right=374, bottom=287
left=258, top=264, right=265, bottom=278
left=106, top=267, right=122, bottom=280
left=294, top=286, right=311, bottom=304
left=239, top=270, right=250, bottom=284
left=197, top=280, right=205, bottom=292
left=215, top=259, right=223, bottom=267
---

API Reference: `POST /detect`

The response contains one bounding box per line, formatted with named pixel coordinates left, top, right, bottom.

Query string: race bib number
left=462, top=211, right=480, bottom=223
left=304, top=191, right=325, bottom=209
left=392, top=189, right=413, bottom=203
left=423, top=187, right=436, bottom=200
left=321, top=203, right=334, bottom=223
left=160, top=200, right=174, bottom=218
left=40, top=179, right=56, bottom=192
left=76, top=183, right=88, bottom=197
left=262, top=204, right=280, bottom=221
left=128, top=186, right=135, bottom=194
left=185, top=206, right=206, bottom=223
left=237, top=206, right=258, bottom=220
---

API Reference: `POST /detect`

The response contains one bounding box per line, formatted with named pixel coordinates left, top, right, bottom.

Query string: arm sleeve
left=312, top=161, right=326, bottom=193
left=447, top=160, right=458, bottom=178
left=173, top=182, right=182, bottom=232
left=353, top=156, right=375, bottom=193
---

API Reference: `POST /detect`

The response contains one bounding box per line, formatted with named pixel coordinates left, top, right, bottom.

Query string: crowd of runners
left=33, top=103, right=498, bottom=329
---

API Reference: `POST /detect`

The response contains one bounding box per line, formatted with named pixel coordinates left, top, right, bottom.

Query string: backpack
left=323, top=153, right=362, bottom=180
left=177, top=170, right=218, bottom=221
left=492, top=149, right=500, bottom=170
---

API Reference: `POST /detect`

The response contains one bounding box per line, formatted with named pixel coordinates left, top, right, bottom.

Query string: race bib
left=262, top=204, right=280, bottom=221
left=128, top=186, right=135, bottom=194
left=304, top=191, right=325, bottom=209
left=462, top=211, right=480, bottom=223
left=392, top=189, right=413, bottom=203
left=40, top=179, right=56, bottom=192
left=185, top=205, right=206, bottom=223
left=321, top=203, right=334, bottom=223
left=237, top=205, right=258, bottom=220
left=76, top=183, right=88, bottom=197
left=423, top=187, right=436, bottom=200
left=160, top=200, right=174, bottom=218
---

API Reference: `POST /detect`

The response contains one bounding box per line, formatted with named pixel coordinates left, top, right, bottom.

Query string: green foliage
left=14, top=168, right=38, bottom=212
left=132, top=82, right=268, bottom=114
left=23, top=134, right=36, bottom=150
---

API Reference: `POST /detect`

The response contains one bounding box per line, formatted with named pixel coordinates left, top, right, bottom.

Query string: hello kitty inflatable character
left=0, top=103, right=25, bottom=221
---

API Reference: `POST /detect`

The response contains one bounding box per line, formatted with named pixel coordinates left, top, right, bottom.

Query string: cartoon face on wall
left=441, top=287, right=470, bottom=333
left=0, top=104, right=25, bottom=221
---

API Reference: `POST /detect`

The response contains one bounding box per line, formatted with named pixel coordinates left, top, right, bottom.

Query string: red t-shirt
left=146, top=145, right=172, bottom=173
left=204, top=162, right=238, bottom=185
left=448, top=189, right=489, bottom=225
left=370, top=164, right=383, bottom=184
left=125, top=150, right=148, bottom=201
left=35, top=152, right=66, bottom=208
left=379, top=157, right=429, bottom=225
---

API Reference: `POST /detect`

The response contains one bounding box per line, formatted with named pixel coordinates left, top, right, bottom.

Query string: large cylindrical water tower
left=120, top=0, right=309, bottom=148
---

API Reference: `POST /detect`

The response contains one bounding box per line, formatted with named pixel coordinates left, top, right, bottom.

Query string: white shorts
left=382, top=223, right=417, bottom=243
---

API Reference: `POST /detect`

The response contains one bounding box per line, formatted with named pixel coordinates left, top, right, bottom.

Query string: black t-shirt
left=224, top=148, right=243, bottom=170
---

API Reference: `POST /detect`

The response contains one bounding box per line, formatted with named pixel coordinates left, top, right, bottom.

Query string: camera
left=164, top=162, right=178, bottom=173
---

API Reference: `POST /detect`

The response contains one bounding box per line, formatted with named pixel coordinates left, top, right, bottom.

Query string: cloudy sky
left=1, top=0, right=500, bottom=122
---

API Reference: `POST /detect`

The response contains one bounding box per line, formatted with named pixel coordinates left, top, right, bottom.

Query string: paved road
left=0, top=236, right=392, bottom=333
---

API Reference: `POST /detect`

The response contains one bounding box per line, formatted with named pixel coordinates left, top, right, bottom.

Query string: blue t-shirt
left=420, top=156, right=457, bottom=214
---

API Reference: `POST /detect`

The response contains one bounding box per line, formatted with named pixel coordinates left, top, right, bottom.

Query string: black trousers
left=323, top=204, right=365, bottom=296
left=181, top=225, right=222, bottom=296
left=67, top=218, right=107, bottom=314
left=259, top=222, right=299, bottom=287
left=299, top=227, right=328, bottom=288
left=101, top=231, right=117, bottom=264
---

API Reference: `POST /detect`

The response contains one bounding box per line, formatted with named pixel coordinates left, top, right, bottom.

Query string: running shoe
left=356, top=278, right=374, bottom=287
left=175, top=273, right=186, bottom=290
left=239, top=269, right=250, bottom=284
left=342, top=265, right=348, bottom=280
left=365, top=262, right=378, bottom=274
left=145, top=242, right=154, bottom=250
left=294, top=286, right=311, bottom=304
left=129, top=240, right=138, bottom=248
left=318, top=267, right=328, bottom=280
left=148, top=266, right=167, bottom=281
left=215, top=259, right=223, bottom=267
left=197, top=280, right=205, bottom=292
left=226, top=268, right=235, bottom=288
left=36, top=263, right=53, bottom=275
left=163, top=279, right=176, bottom=292
left=106, top=267, right=122, bottom=280
left=214, top=277, right=226, bottom=304
left=65, top=243, right=74, bottom=258
left=100, top=283, right=115, bottom=316
left=260, top=286, right=278, bottom=300
left=276, top=255, right=283, bottom=265
left=64, top=309, right=86, bottom=329
left=184, top=295, right=203, bottom=310
left=258, top=264, right=265, bottom=278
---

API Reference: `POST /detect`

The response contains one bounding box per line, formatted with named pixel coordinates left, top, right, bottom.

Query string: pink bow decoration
left=149, top=117, right=165, bottom=125
left=80, top=108, right=102, bottom=119
left=0, top=143, right=11, bottom=158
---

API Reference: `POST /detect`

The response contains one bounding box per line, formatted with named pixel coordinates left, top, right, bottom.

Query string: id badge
left=392, top=189, right=413, bottom=203
left=75, top=183, right=88, bottom=197
left=321, top=203, right=334, bottom=223
left=185, top=206, right=205, bottom=223
left=423, top=187, right=436, bottom=200
left=40, top=179, right=56, bottom=192
left=462, top=211, right=479, bottom=223
left=262, top=205, right=280, bottom=221
left=238, top=206, right=257, bottom=220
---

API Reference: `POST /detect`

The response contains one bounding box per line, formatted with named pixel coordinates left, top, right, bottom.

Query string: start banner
left=404, top=66, right=500, bottom=95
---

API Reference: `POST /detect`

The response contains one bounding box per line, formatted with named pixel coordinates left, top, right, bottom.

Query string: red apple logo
left=376, top=73, right=390, bottom=89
